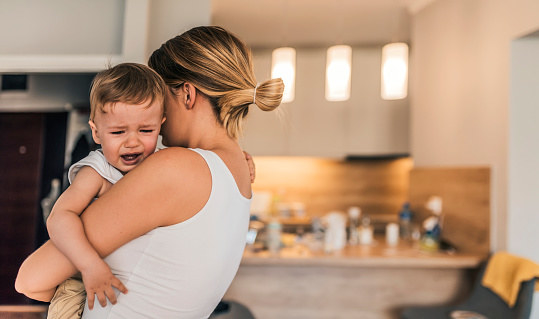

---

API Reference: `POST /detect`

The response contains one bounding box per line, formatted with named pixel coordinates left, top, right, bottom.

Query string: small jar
left=385, top=223, right=399, bottom=247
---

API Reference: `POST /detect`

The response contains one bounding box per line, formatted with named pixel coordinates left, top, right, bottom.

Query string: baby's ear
left=161, top=116, right=167, bottom=125
left=88, top=120, right=101, bottom=144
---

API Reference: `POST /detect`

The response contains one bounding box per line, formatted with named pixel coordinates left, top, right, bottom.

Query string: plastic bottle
left=266, top=219, right=282, bottom=255
left=398, top=202, right=412, bottom=240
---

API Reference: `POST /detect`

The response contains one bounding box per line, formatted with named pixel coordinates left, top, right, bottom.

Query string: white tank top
left=81, top=148, right=251, bottom=319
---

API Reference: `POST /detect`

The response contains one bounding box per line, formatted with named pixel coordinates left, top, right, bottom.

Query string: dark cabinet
left=0, top=112, right=66, bottom=304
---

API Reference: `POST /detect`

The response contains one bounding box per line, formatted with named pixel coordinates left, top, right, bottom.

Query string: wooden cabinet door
left=0, top=113, right=44, bottom=304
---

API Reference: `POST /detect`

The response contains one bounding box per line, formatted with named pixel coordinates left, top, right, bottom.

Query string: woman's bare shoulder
left=138, top=147, right=208, bottom=176
left=132, top=147, right=211, bottom=225
left=129, top=147, right=211, bottom=202
left=81, top=147, right=212, bottom=252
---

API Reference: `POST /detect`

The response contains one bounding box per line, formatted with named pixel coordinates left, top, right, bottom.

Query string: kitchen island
left=223, top=240, right=486, bottom=319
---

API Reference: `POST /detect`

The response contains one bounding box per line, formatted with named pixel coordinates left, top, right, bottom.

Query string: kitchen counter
left=242, top=240, right=484, bottom=268
left=224, top=240, right=486, bottom=319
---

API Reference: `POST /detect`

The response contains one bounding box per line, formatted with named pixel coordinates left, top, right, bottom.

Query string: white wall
left=411, top=0, right=539, bottom=253
left=509, top=36, right=539, bottom=319
left=147, top=0, right=211, bottom=59
left=508, top=37, right=539, bottom=261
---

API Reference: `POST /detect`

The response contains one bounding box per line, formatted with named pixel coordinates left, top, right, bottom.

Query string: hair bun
left=253, top=78, right=284, bottom=112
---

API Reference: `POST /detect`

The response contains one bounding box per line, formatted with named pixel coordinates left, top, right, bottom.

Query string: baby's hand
left=243, top=151, right=256, bottom=183
left=81, top=259, right=128, bottom=310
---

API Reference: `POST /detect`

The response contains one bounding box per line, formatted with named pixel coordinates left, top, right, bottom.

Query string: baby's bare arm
left=46, top=167, right=126, bottom=308
left=47, top=167, right=107, bottom=272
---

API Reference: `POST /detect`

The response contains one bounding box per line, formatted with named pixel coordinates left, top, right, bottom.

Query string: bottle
left=398, top=202, right=413, bottom=241
left=359, top=215, right=373, bottom=245
left=347, top=206, right=361, bottom=245
left=266, top=219, right=282, bottom=255
left=420, top=196, right=443, bottom=252
left=311, top=217, right=325, bottom=252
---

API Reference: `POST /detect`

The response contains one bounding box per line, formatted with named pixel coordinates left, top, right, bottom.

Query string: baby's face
left=90, top=99, right=165, bottom=174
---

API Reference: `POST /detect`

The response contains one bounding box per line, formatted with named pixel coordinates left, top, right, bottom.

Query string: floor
left=0, top=306, right=47, bottom=319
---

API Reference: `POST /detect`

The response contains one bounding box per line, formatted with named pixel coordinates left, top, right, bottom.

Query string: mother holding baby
left=15, top=26, right=283, bottom=318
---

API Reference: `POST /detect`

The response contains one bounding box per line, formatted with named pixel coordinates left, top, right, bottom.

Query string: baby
left=46, top=62, right=167, bottom=319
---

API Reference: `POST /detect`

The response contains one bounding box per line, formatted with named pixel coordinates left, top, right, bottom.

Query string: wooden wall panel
left=409, top=167, right=490, bottom=255
left=252, top=157, right=413, bottom=220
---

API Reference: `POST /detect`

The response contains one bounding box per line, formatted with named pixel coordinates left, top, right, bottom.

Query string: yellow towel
left=481, top=251, right=539, bottom=307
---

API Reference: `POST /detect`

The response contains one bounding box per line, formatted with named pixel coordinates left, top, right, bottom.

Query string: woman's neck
left=184, top=115, right=238, bottom=152
left=180, top=93, right=240, bottom=152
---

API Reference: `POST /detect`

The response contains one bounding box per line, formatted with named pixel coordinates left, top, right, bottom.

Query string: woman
left=15, top=26, right=283, bottom=318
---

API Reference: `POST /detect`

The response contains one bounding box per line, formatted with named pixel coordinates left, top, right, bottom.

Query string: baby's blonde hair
left=90, top=63, right=166, bottom=121
left=148, top=26, right=283, bottom=139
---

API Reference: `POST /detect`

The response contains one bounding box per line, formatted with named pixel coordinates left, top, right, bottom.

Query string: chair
left=401, top=258, right=536, bottom=319
left=209, top=300, right=256, bottom=319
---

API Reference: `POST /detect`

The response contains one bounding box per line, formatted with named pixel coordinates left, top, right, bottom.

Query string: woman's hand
left=243, top=151, right=256, bottom=183
left=81, top=259, right=127, bottom=310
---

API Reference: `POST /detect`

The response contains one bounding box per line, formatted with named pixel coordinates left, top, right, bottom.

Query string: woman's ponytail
left=253, top=78, right=284, bottom=112
left=149, top=26, right=284, bottom=139
left=218, top=78, right=283, bottom=138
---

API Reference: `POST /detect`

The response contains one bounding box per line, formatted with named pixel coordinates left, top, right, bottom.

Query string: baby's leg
left=47, top=274, right=86, bottom=319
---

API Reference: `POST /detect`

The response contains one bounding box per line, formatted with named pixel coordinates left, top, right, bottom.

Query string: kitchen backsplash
left=409, top=167, right=490, bottom=255
left=251, top=156, right=413, bottom=221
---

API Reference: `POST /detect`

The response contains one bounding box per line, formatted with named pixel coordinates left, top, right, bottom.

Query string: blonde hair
left=89, top=63, right=166, bottom=121
left=148, top=26, right=283, bottom=139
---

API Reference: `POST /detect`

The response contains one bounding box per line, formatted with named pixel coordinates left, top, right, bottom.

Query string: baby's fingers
left=96, top=290, right=108, bottom=308
left=112, top=277, right=128, bottom=294
left=105, top=285, right=118, bottom=305
left=87, top=291, right=95, bottom=310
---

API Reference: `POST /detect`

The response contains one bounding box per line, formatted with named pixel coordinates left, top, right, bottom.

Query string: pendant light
left=271, top=47, right=296, bottom=103
left=381, top=42, right=408, bottom=100
left=325, top=45, right=352, bottom=101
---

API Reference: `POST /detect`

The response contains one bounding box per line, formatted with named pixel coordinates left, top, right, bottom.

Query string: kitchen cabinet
left=240, top=47, right=409, bottom=157
left=0, top=113, right=67, bottom=304
left=0, top=0, right=136, bottom=72
left=0, top=0, right=211, bottom=72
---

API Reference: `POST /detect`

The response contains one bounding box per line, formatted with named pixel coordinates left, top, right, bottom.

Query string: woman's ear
left=182, top=83, right=197, bottom=110
left=88, top=120, right=101, bottom=144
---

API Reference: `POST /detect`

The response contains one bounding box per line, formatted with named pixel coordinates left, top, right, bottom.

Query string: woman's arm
left=15, top=148, right=210, bottom=300
left=81, top=148, right=210, bottom=256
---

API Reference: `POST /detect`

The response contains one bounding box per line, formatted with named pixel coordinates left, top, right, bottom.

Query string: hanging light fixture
left=381, top=42, right=408, bottom=100
left=325, top=45, right=352, bottom=101
left=271, top=47, right=296, bottom=103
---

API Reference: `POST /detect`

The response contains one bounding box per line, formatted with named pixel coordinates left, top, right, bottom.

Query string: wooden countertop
left=242, top=239, right=486, bottom=269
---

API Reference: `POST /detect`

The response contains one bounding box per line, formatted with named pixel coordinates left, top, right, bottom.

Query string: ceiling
left=211, top=0, right=434, bottom=48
